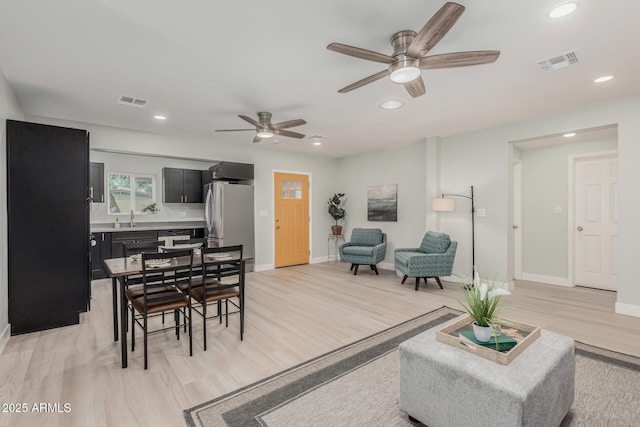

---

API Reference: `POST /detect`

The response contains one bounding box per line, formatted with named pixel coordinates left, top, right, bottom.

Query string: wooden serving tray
left=436, top=315, right=541, bottom=365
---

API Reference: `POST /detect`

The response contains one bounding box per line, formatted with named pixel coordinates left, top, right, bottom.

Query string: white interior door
left=574, top=154, right=618, bottom=290
left=513, top=162, right=523, bottom=280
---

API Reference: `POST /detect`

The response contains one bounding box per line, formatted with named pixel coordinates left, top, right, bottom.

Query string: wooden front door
left=274, top=172, right=309, bottom=267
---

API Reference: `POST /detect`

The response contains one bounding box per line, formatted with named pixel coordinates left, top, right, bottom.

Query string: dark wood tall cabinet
left=7, top=120, right=90, bottom=335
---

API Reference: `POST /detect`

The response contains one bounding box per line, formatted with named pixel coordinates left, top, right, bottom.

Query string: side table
left=328, top=234, right=344, bottom=263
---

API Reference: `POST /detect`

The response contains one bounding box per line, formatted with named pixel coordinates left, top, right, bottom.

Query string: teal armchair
left=394, top=231, right=457, bottom=291
left=339, top=228, right=387, bottom=275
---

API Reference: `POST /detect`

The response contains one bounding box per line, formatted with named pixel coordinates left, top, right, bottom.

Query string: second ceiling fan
left=216, top=112, right=307, bottom=143
left=327, top=2, right=500, bottom=98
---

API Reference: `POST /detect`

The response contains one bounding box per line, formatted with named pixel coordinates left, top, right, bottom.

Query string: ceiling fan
left=327, top=2, right=500, bottom=98
left=216, top=112, right=307, bottom=143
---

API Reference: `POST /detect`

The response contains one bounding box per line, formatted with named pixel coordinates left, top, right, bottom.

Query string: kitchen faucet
left=130, top=210, right=135, bottom=228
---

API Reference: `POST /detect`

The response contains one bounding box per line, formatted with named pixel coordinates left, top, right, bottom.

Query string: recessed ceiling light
left=549, top=3, right=577, bottom=18
left=563, top=132, right=576, bottom=137
left=154, top=115, right=166, bottom=120
left=377, top=99, right=405, bottom=110
left=312, top=141, right=322, bottom=146
left=593, top=75, right=613, bottom=83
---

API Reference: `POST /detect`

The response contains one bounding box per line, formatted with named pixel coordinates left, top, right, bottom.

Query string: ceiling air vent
left=537, top=50, right=579, bottom=71
left=117, top=95, right=148, bottom=108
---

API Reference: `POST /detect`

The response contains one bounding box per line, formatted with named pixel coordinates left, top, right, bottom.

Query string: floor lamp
left=431, top=185, right=475, bottom=279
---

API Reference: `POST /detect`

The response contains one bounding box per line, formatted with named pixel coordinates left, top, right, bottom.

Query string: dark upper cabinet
left=89, top=162, right=104, bottom=203
left=7, top=120, right=90, bottom=335
left=163, top=167, right=203, bottom=203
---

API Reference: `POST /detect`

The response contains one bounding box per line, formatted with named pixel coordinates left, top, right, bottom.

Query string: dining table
left=103, top=249, right=240, bottom=369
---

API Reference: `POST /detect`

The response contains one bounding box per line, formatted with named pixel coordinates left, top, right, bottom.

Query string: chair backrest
left=173, top=237, right=207, bottom=247
left=124, top=240, right=165, bottom=256
left=141, top=249, right=194, bottom=304
left=350, top=228, right=384, bottom=246
left=200, top=245, right=244, bottom=291
left=419, top=231, right=451, bottom=254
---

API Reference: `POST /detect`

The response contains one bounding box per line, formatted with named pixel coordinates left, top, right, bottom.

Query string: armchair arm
left=394, top=247, right=420, bottom=253
left=372, top=241, right=387, bottom=263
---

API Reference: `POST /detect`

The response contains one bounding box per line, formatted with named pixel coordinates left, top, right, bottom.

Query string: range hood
left=209, top=161, right=254, bottom=181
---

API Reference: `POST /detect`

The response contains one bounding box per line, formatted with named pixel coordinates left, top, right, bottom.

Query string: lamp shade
left=432, top=198, right=456, bottom=212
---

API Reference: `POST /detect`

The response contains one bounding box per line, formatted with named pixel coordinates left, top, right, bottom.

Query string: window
left=281, top=180, right=302, bottom=199
left=107, top=172, right=156, bottom=214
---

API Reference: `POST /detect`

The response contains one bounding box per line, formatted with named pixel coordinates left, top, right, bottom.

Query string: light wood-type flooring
left=1, top=262, right=639, bottom=426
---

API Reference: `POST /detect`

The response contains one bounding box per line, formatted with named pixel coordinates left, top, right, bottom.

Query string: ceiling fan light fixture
left=389, top=66, right=421, bottom=83
left=256, top=130, right=273, bottom=139
left=549, top=3, right=577, bottom=18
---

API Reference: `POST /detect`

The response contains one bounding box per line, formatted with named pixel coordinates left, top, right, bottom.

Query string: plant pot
left=472, top=323, right=493, bottom=342
left=331, top=225, right=343, bottom=235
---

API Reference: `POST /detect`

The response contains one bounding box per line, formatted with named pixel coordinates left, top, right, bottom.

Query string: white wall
left=27, top=116, right=339, bottom=269
left=0, top=71, right=24, bottom=340
left=337, top=140, right=427, bottom=270
left=439, top=96, right=640, bottom=316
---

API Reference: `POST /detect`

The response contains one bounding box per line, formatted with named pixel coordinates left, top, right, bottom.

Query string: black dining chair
left=191, top=245, right=245, bottom=351
left=128, top=248, right=195, bottom=369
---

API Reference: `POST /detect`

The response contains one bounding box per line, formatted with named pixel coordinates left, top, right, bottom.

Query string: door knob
left=577, top=226, right=583, bottom=231
left=275, top=225, right=280, bottom=229
left=512, top=225, right=519, bottom=229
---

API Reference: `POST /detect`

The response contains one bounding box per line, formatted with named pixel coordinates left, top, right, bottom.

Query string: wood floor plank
left=1, top=262, right=639, bottom=426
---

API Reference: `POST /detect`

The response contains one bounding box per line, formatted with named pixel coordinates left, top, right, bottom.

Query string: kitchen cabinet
left=163, top=167, right=203, bottom=203
left=89, top=162, right=104, bottom=203
left=7, top=120, right=90, bottom=335
left=91, top=232, right=111, bottom=279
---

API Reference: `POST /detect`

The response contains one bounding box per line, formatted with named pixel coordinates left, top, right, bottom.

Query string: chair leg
left=350, top=264, right=355, bottom=271
left=203, top=300, right=208, bottom=351
left=415, top=277, right=420, bottom=291
left=218, top=301, right=222, bottom=324
left=401, top=274, right=408, bottom=284
left=143, top=314, right=148, bottom=370
left=225, top=299, right=229, bottom=328
left=176, top=309, right=180, bottom=341
left=188, top=304, right=193, bottom=357
left=131, top=307, right=136, bottom=352
left=370, top=265, right=379, bottom=275
left=435, top=276, right=444, bottom=289
left=353, top=264, right=359, bottom=275
left=240, top=296, right=244, bottom=341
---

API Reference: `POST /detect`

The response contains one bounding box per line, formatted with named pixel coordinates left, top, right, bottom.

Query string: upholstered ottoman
left=399, top=323, right=575, bottom=427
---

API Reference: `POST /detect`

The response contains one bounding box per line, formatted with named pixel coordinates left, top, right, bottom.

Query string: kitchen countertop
left=91, top=221, right=206, bottom=233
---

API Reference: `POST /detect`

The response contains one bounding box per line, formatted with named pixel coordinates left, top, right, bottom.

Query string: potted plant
left=459, top=273, right=511, bottom=342
left=328, top=193, right=346, bottom=235
left=142, top=202, right=159, bottom=214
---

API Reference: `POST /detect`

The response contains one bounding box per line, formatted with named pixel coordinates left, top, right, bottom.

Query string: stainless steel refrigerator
left=204, top=181, right=255, bottom=271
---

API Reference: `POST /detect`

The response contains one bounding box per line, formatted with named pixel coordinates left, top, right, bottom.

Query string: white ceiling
left=0, top=1, right=638, bottom=158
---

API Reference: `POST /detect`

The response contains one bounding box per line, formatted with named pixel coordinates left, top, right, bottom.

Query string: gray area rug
left=184, top=306, right=640, bottom=427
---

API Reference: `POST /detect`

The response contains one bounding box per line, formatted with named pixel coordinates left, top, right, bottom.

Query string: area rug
left=184, top=306, right=640, bottom=427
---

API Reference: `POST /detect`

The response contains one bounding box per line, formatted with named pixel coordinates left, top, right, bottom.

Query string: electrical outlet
left=476, top=208, right=487, bottom=217
left=554, top=205, right=562, bottom=214
left=178, top=211, right=186, bottom=217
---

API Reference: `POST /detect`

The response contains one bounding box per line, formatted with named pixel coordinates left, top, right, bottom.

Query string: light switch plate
left=554, top=205, right=562, bottom=214
left=259, top=210, right=268, bottom=217
left=476, top=208, right=487, bottom=217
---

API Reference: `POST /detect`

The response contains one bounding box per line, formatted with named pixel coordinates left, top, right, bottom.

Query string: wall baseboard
left=0, top=323, right=10, bottom=354
left=254, top=263, right=275, bottom=272
left=443, top=274, right=511, bottom=291
left=311, top=256, right=330, bottom=264
left=615, top=302, right=640, bottom=318
left=521, top=273, right=570, bottom=287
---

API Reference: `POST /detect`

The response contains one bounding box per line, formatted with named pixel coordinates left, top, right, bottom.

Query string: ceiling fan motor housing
left=389, top=31, right=421, bottom=83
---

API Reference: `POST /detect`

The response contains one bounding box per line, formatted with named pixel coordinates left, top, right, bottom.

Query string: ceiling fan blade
left=274, top=129, right=305, bottom=139
left=420, top=50, right=500, bottom=69
left=403, top=77, right=426, bottom=98
left=238, top=114, right=260, bottom=128
left=272, top=119, right=307, bottom=130
left=253, top=135, right=262, bottom=143
left=327, top=43, right=395, bottom=64
left=407, top=2, right=465, bottom=58
left=215, top=128, right=255, bottom=132
left=338, top=69, right=389, bottom=93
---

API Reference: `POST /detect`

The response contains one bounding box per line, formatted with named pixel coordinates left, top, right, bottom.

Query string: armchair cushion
left=342, top=246, right=375, bottom=257
left=419, top=231, right=451, bottom=254
left=350, top=228, right=384, bottom=246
